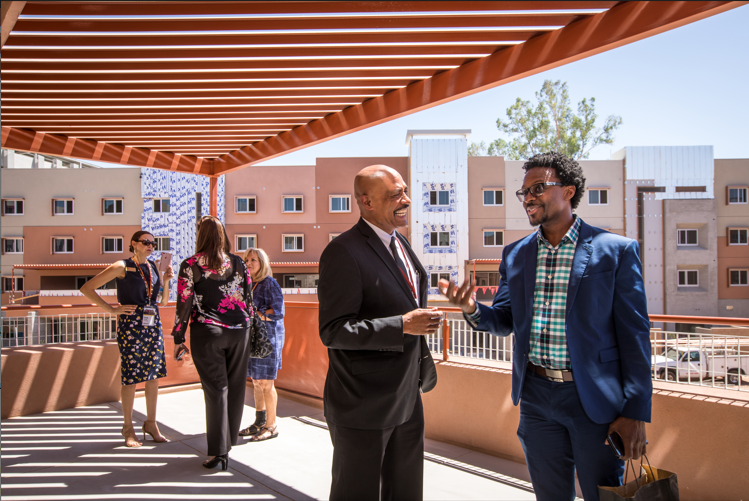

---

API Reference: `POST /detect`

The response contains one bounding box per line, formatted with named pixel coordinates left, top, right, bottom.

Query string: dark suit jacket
left=319, top=218, right=429, bottom=430
left=475, top=220, right=653, bottom=424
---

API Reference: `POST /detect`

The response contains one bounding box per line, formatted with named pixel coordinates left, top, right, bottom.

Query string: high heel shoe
left=142, top=420, right=168, bottom=443
left=202, top=454, right=229, bottom=471
left=121, top=425, right=142, bottom=448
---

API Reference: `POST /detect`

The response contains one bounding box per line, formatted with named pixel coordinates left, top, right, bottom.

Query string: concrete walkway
left=1, top=385, right=544, bottom=500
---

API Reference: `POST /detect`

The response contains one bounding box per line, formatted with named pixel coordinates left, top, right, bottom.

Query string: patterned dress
left=172, top=253, right=253, bottom=343
left=115, top=258, right=166, bottom=385
left=247, top=276, right=285, bottom=380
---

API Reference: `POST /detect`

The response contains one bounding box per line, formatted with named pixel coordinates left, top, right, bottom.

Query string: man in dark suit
left=318, top=164, right=442, bottom=501
left=441, top=152, right=652, bottom=501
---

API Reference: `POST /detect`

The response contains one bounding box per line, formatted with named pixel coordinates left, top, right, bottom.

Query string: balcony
left=2, top=302, right=749, bottom=500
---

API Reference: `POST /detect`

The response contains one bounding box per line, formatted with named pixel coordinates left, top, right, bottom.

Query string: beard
left=526, top=204, right=547, bottom=227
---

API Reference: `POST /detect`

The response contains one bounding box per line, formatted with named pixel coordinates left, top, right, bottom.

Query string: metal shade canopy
left=1, top=1, right=742, bottom=177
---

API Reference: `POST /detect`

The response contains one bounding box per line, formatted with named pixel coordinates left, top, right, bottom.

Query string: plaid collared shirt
left=529, top=215, right=582, bottom=370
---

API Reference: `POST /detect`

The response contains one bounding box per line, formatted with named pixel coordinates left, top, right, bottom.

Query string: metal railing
left=429, top=316, right=748, bottom=392
left=2, top=312, right=117, bottom=347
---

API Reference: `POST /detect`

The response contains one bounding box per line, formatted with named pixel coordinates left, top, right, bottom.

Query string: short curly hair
left=522, top=152, right=586, bottom=210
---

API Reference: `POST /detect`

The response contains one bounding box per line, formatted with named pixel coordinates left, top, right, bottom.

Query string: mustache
left=394, top=205, right=410, bottom=211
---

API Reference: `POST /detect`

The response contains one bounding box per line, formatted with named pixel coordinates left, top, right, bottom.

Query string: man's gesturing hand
left=607, top=416, right=647, bottom=460
left=438, top=278, right=477, bottom=315
left=402, top=308, right=443, bottom=335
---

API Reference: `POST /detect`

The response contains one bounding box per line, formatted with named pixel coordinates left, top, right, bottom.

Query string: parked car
left=652, top=347, right=749, bottom=385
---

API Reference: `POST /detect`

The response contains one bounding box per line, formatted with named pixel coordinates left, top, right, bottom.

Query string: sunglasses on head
left=138, top=239, right=156, bottom=247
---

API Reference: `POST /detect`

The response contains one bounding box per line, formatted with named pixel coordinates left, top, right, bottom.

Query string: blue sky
left=91, top=5, right=749, bottom=168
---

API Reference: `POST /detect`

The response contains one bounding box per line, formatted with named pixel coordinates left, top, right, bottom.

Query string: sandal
left=239, top=410, right=266, bottom=437
left=248, top=424, right=278, bottom=442
left=142, top=420, right=168, bottom=443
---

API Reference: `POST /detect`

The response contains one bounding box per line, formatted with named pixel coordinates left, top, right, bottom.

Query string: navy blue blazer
left=474, top=220, right=652, bottom=424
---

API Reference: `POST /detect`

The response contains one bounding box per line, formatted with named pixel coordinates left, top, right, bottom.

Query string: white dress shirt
left=362, top=218, right=419, bottom=300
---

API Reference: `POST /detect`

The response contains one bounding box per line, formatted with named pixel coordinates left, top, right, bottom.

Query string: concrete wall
left=422, top=362, right=749, bottom=501
left=664, top=198, right=718, bottom=317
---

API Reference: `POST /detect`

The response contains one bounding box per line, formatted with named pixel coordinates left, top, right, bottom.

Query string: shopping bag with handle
left=599, top=456, right=678, bottom=501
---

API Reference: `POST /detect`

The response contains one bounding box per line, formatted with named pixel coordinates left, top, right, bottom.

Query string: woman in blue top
left=239, top=247, right=285, bottom=442
left=80, top=230, right=174, bottom=448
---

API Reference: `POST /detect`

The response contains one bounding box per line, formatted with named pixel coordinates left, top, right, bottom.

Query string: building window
left=3, top=238, right=24, bottom=254
left=329, top=195, right=351, bottom=213
left=728, top=187, right=748, bottom=204
left=153, top=198, right=170, bottom=213
left=102, top=198, right=123, bottom=215
left=52, top=237, right=74, bottom=254
left=728, top=228, right=748, bottom=245
left=282, top=274, right=318, bottom=288
left=482, top=189, right=504, bottom=206
left=283, top=234, right=304, bottom=252
left=101, top=237, right=124, bottom=254
left=2, top=199, right=24, bottom=215
left=430, top=190, right=450, bottom=206
left=236, top=235, right=257, bottom=252
left=2, top=277, right=24, bottom=292
left=53, top=198, right=74, bottom=215
left=430, top=232, right=450, bottom=247
left=430, top=272, right=451, bottom=288
left=588, top=189, right=609, bottom=205
left=470, top=271, right=500, bottom=286
left=677, top=229, right=698, bottom=246
left=329, top=233, right=341, bottom=242
left=76, top=276, right=91, bottom=289
left=236, top=196, right=256, bottom=213
left=155, top=237, right=171, bottom=251
left=283, top=196, right=303, bottom=213
left=483, top=230, right=504, bottom=247
left=678, top=270, right=699, bottom=287
left=729, top=269, right=749, bottom=286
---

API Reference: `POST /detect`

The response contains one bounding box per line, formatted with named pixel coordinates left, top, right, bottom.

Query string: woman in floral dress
left=80, top=230, right=174, bottom=448
left=172, top=216, right=253, bottom=471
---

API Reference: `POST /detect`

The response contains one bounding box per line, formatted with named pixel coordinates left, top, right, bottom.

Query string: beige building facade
left=3, top=139, right=747, bottom=322
left=1, top=156, right=141, bottom=294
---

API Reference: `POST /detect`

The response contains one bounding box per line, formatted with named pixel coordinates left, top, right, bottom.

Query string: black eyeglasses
left=515, top=182, right=562, bottom=203
left=138, top=239, right=156, bottom=247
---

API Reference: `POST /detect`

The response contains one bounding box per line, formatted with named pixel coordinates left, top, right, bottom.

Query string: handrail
left=3, top=302, right=748, bottom=327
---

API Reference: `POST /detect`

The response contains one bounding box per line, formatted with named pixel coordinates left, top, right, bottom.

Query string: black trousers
left=190, top=322, right=250, bottom=457
left=328, top=394, right=424, bottom=501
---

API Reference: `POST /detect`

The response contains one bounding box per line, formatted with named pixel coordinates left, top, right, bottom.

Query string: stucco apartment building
left=2, top=133, right=747, bottom=322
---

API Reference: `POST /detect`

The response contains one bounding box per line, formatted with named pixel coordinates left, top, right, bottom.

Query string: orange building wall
left=224, top=165, right=317, bottom=226
left=717, top=237, right=749, bottom=300
left=224, top=157, right=409, bottom=263
left=467, top=156, right=507, bottom=260
left=19, top=225, right=143, bottom=289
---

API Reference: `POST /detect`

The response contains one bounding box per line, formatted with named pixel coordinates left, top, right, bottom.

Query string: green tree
left=468, top=80, right=622, bottom=160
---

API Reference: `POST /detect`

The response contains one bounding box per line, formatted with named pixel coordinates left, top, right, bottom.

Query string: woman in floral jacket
left=172, top=216, right=253, bottom=471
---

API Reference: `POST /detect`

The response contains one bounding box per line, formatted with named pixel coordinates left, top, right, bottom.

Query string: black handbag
left=248, top=283, right=273, bottom=359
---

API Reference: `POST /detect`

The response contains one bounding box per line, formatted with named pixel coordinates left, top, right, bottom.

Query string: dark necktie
left=390, top=236, right=416, bottom=299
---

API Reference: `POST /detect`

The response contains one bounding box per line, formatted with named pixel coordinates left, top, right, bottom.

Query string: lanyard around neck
left=132, top=256, right=153, bottom=300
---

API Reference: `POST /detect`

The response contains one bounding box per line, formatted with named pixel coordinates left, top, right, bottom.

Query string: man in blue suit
left=441, top=152, right=651, bottom=500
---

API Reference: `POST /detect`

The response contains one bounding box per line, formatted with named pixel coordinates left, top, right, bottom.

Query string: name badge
left=142, top=305, right=157, bottom=327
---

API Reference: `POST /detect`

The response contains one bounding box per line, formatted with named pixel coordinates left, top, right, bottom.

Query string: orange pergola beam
left=214, top=0, right=742, bottom=174
left=0, top=126, right=214, bottom=175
